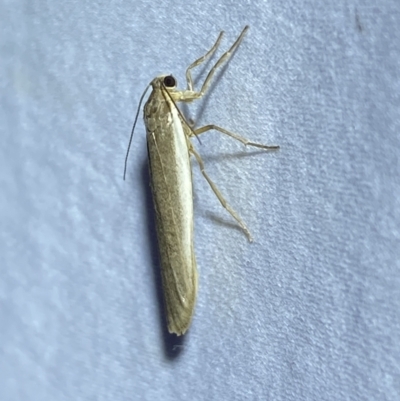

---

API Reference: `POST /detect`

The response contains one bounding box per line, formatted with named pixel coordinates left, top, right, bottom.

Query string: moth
left=125, top=26, right=279, bottom=335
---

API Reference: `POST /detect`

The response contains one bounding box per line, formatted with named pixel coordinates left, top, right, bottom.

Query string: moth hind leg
left=189, top=145, right=253, bottom=242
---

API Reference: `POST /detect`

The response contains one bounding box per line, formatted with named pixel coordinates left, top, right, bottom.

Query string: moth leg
left=174, top=26, right=249, bottom=103
left=189, top=146, right=253, bottom=242
left=186, top=31, right=224, bottom=92
left=196, top=26, right=249, bottom=98
left=193, top=124, right=280, bottom=150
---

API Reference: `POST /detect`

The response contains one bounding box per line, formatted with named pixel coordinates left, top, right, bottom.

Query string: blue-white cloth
left=1, top=1, right=399, bottom=400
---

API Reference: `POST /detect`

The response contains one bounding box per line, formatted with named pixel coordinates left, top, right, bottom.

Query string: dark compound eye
left=163, top=75, right=176, bottom=88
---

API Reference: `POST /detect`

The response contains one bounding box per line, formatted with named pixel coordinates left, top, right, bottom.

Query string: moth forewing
left=145, top=78, right=198, bottom=335
left=129, top=26, right=279, bottom=336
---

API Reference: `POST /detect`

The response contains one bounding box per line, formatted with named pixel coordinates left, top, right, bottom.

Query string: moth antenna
left=124, top=83, right=151, bottom=180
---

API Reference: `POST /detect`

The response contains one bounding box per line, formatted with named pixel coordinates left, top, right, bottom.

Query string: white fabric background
left=1, top=1, right=399, bottom=400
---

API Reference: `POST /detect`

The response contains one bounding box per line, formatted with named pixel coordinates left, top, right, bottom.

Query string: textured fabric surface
left=1, top=1, right=399, bottom=400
